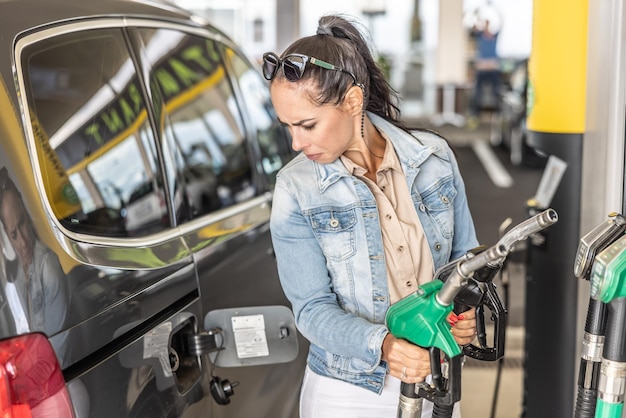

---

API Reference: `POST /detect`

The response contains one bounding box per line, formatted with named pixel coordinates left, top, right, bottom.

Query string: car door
left=14, top=21, right=213, bottom=417
left=128, top=25, right=304, bottom=417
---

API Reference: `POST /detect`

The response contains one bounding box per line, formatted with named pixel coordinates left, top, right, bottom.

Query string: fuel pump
left=589, top=233, right=626, bottom=417
left=386, top=208, right=558, bottom=418
left=573, top=213, right=626, bottom=418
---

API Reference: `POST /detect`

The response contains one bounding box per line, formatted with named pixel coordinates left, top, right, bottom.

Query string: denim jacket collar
left=314, top=112, right=439, bottom=194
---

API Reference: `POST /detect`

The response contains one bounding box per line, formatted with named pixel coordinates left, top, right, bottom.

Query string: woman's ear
left=344, top=85, right=364, bottom=117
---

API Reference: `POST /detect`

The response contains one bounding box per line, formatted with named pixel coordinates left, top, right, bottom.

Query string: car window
left=20, top=28, right=169, bottom=237
left=224, top=48, right=294, bottom=187
left=132, top=28, right=255, bottom=222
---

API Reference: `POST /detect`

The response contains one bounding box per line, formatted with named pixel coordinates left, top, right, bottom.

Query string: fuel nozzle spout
left=494, top=208, right=558, bottom=257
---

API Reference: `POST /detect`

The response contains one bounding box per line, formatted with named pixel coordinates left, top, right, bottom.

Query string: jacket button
left=441, top=196, right=449, bottom=204
left=330, top=219, right=339, bottom=227
left=419, top=203, right=426, bottom=212
left=435, top=243, right=442, bottom=251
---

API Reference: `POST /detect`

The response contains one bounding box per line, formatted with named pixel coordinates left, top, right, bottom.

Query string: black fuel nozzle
left=441, top=247, right=508, bottom=362
left=459, top=280, right=507, bottom=361
left=574, top=212, right=626, bottom=281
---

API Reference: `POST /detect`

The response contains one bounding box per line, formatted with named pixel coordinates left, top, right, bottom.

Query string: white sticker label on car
left=232, top=314, right=269, bottom=358
left=144, top=322, right=173, bottom=377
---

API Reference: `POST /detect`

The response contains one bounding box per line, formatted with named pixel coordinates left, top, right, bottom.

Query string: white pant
left=300, top=366, right=462, bottom=418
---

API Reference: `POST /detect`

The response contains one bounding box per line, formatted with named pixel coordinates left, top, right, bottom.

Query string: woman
left=266, top=14, right=479, bottom=417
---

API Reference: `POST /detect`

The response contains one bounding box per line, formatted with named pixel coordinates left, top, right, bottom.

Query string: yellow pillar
left=527, top=0, right=587, bottom=133
left=524, top=1, right=588, bottom=417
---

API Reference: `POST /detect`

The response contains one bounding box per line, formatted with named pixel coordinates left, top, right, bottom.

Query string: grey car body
left=0, top=0, right=304, bottom=417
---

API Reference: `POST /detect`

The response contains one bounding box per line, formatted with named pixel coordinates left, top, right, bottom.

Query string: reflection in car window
left=0, top=167, right=70, bottom=343
left=21, top=29, right=169, bottom=237
left=134, top=28, right=255, bottom=222
left=226, top=49, right=294, bottom=186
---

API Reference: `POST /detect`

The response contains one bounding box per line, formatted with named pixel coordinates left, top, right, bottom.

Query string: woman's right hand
left=381, top=333, right=432, bottom=383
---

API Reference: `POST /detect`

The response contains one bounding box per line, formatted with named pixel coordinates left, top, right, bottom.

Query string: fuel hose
left=573, top=297, right=606, bottom=417
left=595, top=297, right=626, bottom=418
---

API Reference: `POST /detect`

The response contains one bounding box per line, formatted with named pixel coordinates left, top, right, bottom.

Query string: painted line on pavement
left=471, top=140, right=514, bottom=188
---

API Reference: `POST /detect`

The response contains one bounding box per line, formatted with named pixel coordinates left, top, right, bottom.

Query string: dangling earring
left=361, top=105, right=383, bottom=159
left=360, top=85, right=366, bottom=140
left=361, top=107, right=365, bottom=140
left=359, top=86, right=382, bottom=158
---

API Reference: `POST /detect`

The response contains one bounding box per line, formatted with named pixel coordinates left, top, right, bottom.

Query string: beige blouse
left=341, top=134, right=435, bottom=305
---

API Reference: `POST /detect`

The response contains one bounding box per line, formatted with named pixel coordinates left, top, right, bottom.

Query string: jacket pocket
left=309, top=207, right=357, bottom=261
left=421, top=177, right=457, bottom=238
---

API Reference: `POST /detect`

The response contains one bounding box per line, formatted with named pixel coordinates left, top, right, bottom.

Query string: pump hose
left=431, top=402, right=454, bottom=418
left=573, top=298, right=606, bottom=417
left=574, top=385, right=598, bottom=418
left=489, top=355, right=505, bottom=418
left=489, top=260, right=510, bottom=418
left=489, top=301, right=507, bottom=418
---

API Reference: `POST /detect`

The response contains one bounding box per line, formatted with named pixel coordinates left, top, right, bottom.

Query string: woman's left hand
left=447, top=307, right=477, bottom=346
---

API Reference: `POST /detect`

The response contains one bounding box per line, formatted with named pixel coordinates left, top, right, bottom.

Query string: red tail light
left=0, top=333, right=74, bottom=418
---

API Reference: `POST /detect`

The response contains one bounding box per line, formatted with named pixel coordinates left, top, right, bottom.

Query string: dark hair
left=277, top=14, right=405, bottom=130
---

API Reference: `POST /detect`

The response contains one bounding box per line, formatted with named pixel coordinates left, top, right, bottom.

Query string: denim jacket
left=270, top=113, right=478, bottom=394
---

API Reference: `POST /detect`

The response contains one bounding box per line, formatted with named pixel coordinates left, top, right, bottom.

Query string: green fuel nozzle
left=591, top=235, right=626, bottom=303
left=386, top=244, right=508, bottom=358
left=386, top=280, right=461, bottom=357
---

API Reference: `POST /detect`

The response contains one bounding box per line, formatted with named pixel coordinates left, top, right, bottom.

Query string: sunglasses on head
left=262, top=52, right=358, bottom=86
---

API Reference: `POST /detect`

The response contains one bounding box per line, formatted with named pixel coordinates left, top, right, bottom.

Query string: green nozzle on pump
left=385, top=280, right=461, bottom=358
left=591, top=235, right=626, bottom=303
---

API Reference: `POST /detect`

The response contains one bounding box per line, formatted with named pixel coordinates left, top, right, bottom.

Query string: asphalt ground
left=402, top=111, right=545, bottom=417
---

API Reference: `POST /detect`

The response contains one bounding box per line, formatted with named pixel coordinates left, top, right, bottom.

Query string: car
left=495, top=58, right=547, bottom=168
left=0, top=0, right=304, bottom=417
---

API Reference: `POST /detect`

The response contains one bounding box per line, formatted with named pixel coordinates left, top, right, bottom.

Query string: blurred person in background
left=466, top=1, right=502, bottom=130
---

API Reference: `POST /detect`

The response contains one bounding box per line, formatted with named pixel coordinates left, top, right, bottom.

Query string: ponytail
left=315, top=15, right=403, bottom=127
left=278, top=14, right=406, bottom=130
